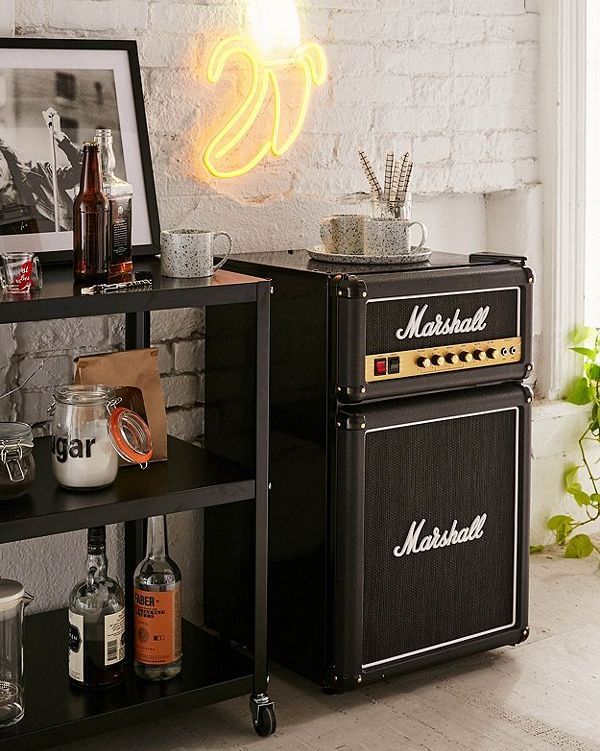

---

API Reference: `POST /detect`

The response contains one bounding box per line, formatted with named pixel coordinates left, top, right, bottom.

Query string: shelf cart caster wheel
left=254, top=704, right=277, bottom=737
left=250, top=694, right=277, bottom=737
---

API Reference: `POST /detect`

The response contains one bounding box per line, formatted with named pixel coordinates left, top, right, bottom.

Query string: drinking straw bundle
left=358, top=149, right=414, bottom=212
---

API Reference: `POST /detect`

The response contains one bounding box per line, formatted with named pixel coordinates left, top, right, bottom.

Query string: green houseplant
left=543, top=326, right=600, bottom=557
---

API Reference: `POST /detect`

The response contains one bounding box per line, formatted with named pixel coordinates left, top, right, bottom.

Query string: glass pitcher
left=0, top=579, right=33, bottom=727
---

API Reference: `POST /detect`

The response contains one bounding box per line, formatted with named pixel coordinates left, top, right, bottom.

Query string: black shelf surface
left=0, top=258, right=268, bottom=324
left=0, top=609, right=253, bottom=750
left=0, top=436, right=254, bottom=543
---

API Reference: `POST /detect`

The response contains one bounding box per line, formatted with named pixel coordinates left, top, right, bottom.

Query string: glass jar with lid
left=0, top=579, right=33, bottom=727
left=50, top=385, right=153, bottom=491
left=0, top=423, right=35, bottom=499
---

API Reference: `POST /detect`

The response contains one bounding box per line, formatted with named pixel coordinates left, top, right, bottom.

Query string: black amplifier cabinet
left=204, top=250, right=532, bottom=691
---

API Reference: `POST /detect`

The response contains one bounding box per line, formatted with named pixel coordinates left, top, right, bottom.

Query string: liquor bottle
left=68, top=526, right=126, bottom=688
left=73, top=143, right=110, bottom=283
left=134, top=516, right=182, bottom=680
left=94, top=128, right=133, bottom=278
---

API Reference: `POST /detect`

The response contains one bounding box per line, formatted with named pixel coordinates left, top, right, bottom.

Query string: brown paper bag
left=74, top=348, right=167, bottom=462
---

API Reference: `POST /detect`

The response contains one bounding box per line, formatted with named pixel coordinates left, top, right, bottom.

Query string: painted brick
left=0, top=324, right=15, bottom=369
left=167, top=406, right=205, bottom=442
left=453, top=133, right=488, bottom=164
left=333, top=11, right=412, bottom=43
left=149, top=3, right=241, bottom=36
left=455, top=0, right=525, bottom=14
left=151, top=309, right=204, bottom=343
left=173, top=340, right=204, bottom=373
left=412, top=135, right=451, bottom=164
left=453, top=43, right=522, bottom=76
left=161, top=374, right=203, bottom=408
left=333, top=75, right=411, bottom=105
left=488, top=130, right=537, bottom=161
left=46, top=0, right=148, bottom=31
left=15, top=318, right=108, bottom=354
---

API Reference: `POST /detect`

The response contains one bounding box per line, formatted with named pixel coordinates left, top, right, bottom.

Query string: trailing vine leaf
left=529, top=544, right=545, bottom=554
left=564, top=534, right=595, bottom=558
left=573, top=489, right=592, bottom=506
left=571, top=347, right=597, bottom=359
left=572, top=325, right=597, bottom=346
left=564, top=465, right=581, bottom=493
left=547, top=514, right=576, bottom=545
left=586, top=363, right=600, bottom=381
left=566, top=377, right=594, bottom=405
left=541, top=326, right=600, bottom=559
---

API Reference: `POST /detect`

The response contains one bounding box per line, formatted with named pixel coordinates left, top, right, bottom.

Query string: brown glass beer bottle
left=73, top=143, right=110, bottom=283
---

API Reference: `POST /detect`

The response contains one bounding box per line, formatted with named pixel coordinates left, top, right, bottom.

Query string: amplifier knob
left=473, top=349, right=487, bottom=361
left=431, top=354, right=445, bottom=366
left=445, top=352, right=459, bottom=365
left=487, top=348, right=500, bottom=360
left=459, top=351, right=473, bottom=363
left=417, top=356, right=431, bottom=368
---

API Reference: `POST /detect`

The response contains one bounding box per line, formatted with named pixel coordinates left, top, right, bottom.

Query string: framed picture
left=0, top=38, right=159, bottom=259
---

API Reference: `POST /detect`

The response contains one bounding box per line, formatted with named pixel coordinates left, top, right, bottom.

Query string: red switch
left=374, top=358, right=387, bottom=376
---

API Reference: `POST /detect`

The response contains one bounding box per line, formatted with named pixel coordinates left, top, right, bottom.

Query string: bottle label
left=68, top=610, right=84, bottom=682
left=134, top=587, right=182, bottom=665
left=110, top=198, right=131, bottom=259
left=104, top=608, right=126, bottom=666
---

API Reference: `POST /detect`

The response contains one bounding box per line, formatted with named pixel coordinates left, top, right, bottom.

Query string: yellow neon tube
left=203, top=34, right=327, bottom=179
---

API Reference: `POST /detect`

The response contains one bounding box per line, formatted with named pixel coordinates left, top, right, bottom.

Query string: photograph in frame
left=0, top=39, right=159, bottom=258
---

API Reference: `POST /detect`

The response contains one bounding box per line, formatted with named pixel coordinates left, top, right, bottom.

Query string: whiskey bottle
left=134, top=516, right=182, bottom=681
left=68, top=527, right=126, bottom=689
left=95, top=128, right=133, bottom=278
left=73, top=143, right=110, bottom=283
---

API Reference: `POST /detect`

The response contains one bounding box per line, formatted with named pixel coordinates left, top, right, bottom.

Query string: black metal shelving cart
left=0, top=259, right=274, bottom=749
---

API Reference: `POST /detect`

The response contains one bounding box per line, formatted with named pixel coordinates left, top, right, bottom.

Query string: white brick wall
left=0, top=0, right=545, bottom=612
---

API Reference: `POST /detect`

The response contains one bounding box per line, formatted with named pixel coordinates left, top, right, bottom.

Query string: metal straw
left=358, top=150, right=382, bottom=198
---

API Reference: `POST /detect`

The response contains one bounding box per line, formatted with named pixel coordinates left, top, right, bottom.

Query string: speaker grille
left=366, top=288, right=519, bottom=355
left=362, top=409, right=517, bottom=668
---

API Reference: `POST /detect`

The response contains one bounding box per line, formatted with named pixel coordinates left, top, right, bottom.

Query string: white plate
left=308, top=245, right=432, bottom=265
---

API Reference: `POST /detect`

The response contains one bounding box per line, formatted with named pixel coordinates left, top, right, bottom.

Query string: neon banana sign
left=203, top=24, right=327, bottom=178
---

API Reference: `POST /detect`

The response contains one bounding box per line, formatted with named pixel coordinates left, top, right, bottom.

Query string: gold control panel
left=365, top=337, right=522, bottom=383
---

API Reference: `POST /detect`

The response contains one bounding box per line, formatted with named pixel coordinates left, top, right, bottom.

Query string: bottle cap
left=87, top=526, right=106, bottom=553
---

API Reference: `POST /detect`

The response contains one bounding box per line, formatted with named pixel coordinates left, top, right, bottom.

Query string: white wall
left=0, top=0, right=554, bottom=611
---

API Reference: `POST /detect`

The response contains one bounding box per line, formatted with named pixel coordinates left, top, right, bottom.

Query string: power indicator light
left=374, top=358, right=387, bottom=376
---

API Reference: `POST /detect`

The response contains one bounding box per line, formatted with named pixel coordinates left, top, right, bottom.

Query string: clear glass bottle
left=134, top=516, right=182, bottom=681
left=94, top=128, right=133, bottom=278
left=68, top=527, right=126, bottom=689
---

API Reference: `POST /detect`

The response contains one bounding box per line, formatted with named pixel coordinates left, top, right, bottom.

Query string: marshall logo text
left=395, top=304, right=489, bottom=341
left=393, top=514, right=487, bottom=557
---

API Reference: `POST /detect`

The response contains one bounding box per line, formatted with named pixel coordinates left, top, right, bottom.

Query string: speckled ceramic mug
left=160, top=229, right=232, bottom=278
left=319, top=215, right=365, bottom=255
left=363, top=218, right=427, bottom=257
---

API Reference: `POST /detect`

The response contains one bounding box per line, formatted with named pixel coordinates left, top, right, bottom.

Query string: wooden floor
left=57, top=552, right=600, bottom=751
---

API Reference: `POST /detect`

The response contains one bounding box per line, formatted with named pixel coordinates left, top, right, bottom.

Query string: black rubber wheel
left=254, top=705, right=277, bottom=737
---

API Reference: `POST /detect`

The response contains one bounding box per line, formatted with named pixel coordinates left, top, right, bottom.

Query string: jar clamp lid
left=0, top=422, right=34, bottom=483
left=107, top=406, right=153, bottom=466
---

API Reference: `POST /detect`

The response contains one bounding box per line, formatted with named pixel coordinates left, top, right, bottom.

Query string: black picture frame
left=0, top=38, right=160, bottom=264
